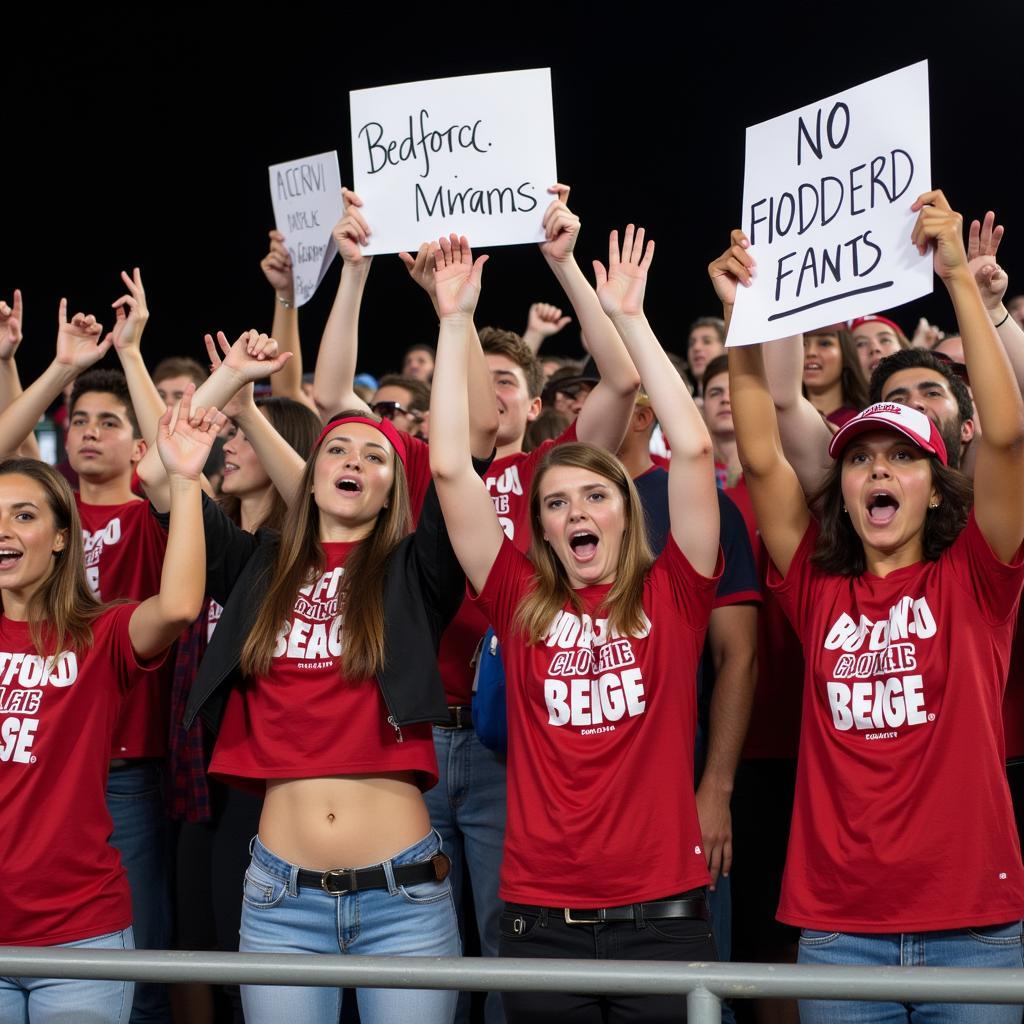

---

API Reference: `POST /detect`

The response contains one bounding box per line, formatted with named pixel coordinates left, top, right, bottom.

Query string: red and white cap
left=828, top=402, right=948, bottom=466
left=849, top=314, right=904, bottom=337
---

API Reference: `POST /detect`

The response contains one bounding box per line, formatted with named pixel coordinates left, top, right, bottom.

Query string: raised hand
left=911, top=191, right=967, bottom=281
left=398, top=241, right=441, bottom=312
left=593, top=224, right=655, bottom=320
left=333, top=188, right=372, bottom=266
left=432, top=234, right=488, bottom=319
left=108, top=268, right=150, bottom=352
left=910, top=317, right=944, bottom=349
left=539, top=184, right=580, bottom=263
left=260, top=230, right=295, bottom=298
left=55, top=299, right=111, bottom=370
left=707, top=230, right=756, bottom=308
left=203, top=332, right=252, bottom=420
left=155, top=384, right=225, bottom=480
left=526, top=302, right=572, bottom=338
left=0, top=289, right=24, bottom=361
left=967, top=211, right=1008, bottom=312
left=212, top=328, right=292, bottom=384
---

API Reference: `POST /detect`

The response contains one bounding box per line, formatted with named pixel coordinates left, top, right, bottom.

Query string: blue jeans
left=239, top=830, right=461, bottom=1024
left=798, top=924, right=1024, bottom=1022
left=0, top=926, right=134, bottom=1024
left=106, top=761, right=171, bottom=1024
left=423, top=725, right=507, bottom=1024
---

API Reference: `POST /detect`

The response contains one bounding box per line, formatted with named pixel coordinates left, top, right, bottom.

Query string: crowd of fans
left=2, top=183, right=1024, bottom=1024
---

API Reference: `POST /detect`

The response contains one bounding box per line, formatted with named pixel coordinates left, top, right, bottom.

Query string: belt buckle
left=452, top=705, right=468, bottom=729
left=564, top=908, right=603, bottom=925
left=321, top=868, right=355, bottom=896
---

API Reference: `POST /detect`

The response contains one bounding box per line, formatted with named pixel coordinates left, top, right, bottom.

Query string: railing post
left=686, top=985, right=722, bottom=1023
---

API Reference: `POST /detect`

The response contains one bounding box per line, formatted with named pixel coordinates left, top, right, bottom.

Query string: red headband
left=849, top=314, right=903, bottom=337
left=314, top=415, right=408, bottom=469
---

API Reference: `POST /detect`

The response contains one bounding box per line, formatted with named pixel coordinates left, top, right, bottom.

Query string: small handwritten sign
left=728, top=62, right=931, bottom=347
left=349, top=69, right=557, bottom=254
left=268, top=150, right=344, bottom=306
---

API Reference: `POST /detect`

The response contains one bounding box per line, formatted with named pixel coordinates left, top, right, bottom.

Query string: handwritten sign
left=727, top=62, right=931, bottom=347
left=350, top=69, right=557, bottom=254
left=268, top=150, right=344, bottom=307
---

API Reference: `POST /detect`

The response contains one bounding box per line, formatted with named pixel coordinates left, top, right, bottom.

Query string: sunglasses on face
left=371, top=401, right=422, bottom=423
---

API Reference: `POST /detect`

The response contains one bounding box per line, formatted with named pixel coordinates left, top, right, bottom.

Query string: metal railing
left=4, top=949, right=1024, bottom=1022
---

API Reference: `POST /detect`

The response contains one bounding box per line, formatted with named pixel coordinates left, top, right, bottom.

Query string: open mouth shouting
left=335, top=475, right=363, bottom=494
left=569, top=530, right=599, bottom=562
left=866, top=491, right=900, bottom=526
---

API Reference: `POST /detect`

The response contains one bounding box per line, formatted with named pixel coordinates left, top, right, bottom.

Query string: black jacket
left=167, top=463, right=487, bottom=737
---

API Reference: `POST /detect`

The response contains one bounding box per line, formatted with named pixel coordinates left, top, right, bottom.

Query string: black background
left=5, top=5, right=1023, bottom=387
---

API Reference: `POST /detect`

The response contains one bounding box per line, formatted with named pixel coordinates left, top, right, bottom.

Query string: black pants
left=498, top=892, right=718, bottom=1024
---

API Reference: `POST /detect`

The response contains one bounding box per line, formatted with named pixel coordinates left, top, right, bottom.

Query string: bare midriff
left=259, top=772, right=431, bottom=870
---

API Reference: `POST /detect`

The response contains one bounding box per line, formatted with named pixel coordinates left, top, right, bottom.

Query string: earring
left=841, top=504, right=847, bottom=513
left=929, top=501, right=940, bottom=509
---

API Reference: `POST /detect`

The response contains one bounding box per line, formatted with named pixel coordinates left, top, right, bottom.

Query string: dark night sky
left=5, top=6, right=1023, bottom=390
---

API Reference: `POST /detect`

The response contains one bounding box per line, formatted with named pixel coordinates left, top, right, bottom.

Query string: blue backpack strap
left=471, top=627, right=507, bottom=754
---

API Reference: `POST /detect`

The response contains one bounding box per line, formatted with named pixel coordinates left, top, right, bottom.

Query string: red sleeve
left=468, top=535, right=535, bottom=640
left=948, top=512, right=1024, bottom=626
left=399, top=435, right=432, bottom=524
left=648, top=533, right=723, bottom=631
left=519, top=421, right=578, bottom=481
left=102, top=604, right=171, bottom=693
left=766, top=518, right=822, bottom=636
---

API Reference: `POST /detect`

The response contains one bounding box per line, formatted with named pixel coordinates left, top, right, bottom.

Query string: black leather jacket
left=166, top=466, right=486, bottom=737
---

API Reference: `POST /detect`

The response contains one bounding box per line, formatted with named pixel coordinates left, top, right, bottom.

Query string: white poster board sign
left=727, top=61, right=931, bottom=347
left=268, top=150, right=344, bottom=307
left=350, top=69, right=557, bottom=254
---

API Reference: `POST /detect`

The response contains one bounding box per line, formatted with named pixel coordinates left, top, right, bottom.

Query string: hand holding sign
left=910, top=191, right=967, bottom=281
left=708, top=230, right=757, bottom=309
left=334, top=189, right=371, bottom=266
left=540, top=184, right=579, bottom=264
left=260, top=231, right=295, bottom=300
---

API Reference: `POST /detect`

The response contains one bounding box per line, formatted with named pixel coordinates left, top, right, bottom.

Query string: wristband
left=276, top=294, right=295, bottom=309
left=994, top=310, right=1010, bottom=329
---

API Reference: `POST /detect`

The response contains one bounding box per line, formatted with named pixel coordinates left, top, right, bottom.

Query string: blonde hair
left=513, top=443, right=654, bottom=644
left=0, top=459, right=106, bottom=657
left=240, top=412, right=411, bottom=680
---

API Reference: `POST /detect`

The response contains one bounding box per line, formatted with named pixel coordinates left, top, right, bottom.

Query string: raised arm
left=260, top=229, right=315, bottom=410
left=109, top=268, right=164, bottom=444
left=918, top=193, right=1024, bottom=562
left=595, top=226, right=717, bottom=576
left=540, top=185, right=640, bottom=450
left=521, top=301, right=572, bottom=354
left=761, top=332, right=833, bottom=495
left=0, top=299, right=112, bottom=456
left=311, top=189, right=373, bottom=420
left=714, top=232, right=810, bottom=576
left=0, top=290, right=41, bottom=459
left=129, top=387, right=222, bottom=658
left=428, top=236, right=505, bottom=594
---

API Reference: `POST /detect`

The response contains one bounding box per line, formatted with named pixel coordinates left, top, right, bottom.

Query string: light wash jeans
left=423, top=725, right=507, bottom=1024
left=0, top=926, right=135, bottom=1024
left=239, top=830, right=461, bottom=1024
left=798, top=923, right=1024, bottom=1023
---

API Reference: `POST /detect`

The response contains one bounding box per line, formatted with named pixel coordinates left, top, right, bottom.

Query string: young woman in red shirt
left=430, top=228, right=722, bottom=1024
left=720, top=191, right=1024, bottom=1023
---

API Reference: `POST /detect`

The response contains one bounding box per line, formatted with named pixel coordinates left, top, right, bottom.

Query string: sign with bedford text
left=727, top=61, right=931, bottom=347
left=268, top=150, right=344, bottom=306
left=349, top=69, right=556, bottom=254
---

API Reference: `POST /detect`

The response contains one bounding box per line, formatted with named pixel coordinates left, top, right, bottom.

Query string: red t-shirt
left=770, top=514, right=1024, bottom=931
left=210, top=541, right=437, bottom=791
left=0, top=604, right=166, bottom=944
left=399, top=434, right=433, bottom=527
left=472, top=534, right=720, bottom=907
left=1003, top=604, right=1024, bottom=761
left=77, top=497, right=173, bottom=758
left=436, top=424, right=578, bottom=706
left=727, top=478, right=803, bottom=759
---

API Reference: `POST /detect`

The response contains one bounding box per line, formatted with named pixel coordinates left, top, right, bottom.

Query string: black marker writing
left=415, top=181, right=538, bottom=221
left=797, top=102, right=851, bottom=166
left=359, top=109, right=490, bottom=180
left=276, top=163, right=326, bottom=200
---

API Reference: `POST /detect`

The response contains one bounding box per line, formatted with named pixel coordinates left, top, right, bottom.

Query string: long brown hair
left=513, top=443, right=654, bottom=644
left=239, top=412, right=411, bottom=680
left=810, top=454, right=973, bottom=576
left=219, top=397, right=321, bottom=533
left=0, top=459, right=105, bottom=656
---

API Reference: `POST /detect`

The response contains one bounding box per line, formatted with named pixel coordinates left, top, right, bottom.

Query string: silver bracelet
left=276, top=294, right=295, bottom=310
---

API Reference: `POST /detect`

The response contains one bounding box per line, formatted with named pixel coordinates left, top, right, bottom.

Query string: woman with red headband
left=177, top=374, right=493, bottom=1022
left=718, top=191, right=1024, bottom=1022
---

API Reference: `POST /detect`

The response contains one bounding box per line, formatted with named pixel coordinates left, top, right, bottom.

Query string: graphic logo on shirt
left=82, top=518, right=123, bottom=599
left=541, top=610, right=651, bottom=732
left=822, top=596, right=936, bottom=738
left=272, top=566, right=344, bottom=667
left=0, top=651, right=79, bottom=764
left=485, top=466, right=522, bottom=540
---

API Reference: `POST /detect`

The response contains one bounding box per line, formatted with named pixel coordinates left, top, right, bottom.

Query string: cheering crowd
left=3, top=182, right=1024, bottom=1024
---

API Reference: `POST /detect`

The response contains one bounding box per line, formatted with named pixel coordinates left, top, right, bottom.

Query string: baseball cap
left=828, top=402, right=948, bottom=466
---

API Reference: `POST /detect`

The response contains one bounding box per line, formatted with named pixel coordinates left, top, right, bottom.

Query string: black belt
left=560, top=896, right=709, bottom=925
left=435, top=705, right=473, bottom=729
left=296, top=852, right=451, bottom=895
